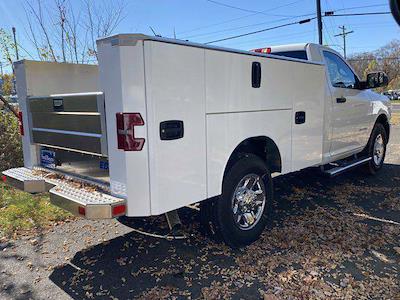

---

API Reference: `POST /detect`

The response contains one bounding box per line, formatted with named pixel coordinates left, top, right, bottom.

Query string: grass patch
left=0, top=183, right=72, bottom=239
left=392, top=112, right=400, bottom=126
left=391, top=100, right=400, bottom=104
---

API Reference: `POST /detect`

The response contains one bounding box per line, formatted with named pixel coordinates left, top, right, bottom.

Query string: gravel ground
left=1, top=126, right=399, bottom=300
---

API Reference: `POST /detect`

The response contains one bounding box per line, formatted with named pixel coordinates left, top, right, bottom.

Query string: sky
left=0, top=0, right=399, bottom=72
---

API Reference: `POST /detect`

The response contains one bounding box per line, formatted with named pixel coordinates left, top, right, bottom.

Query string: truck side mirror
left=366, top=72, right=389, bottom=89
left=390, top=0, right=400, bottom=26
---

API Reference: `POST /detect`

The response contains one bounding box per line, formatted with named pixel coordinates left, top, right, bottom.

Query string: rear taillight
left=18, top=111, right=24, bottom=136
left=116, top=113, right=145, bottom=151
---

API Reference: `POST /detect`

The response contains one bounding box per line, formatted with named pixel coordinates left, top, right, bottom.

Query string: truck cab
left=254, top=43, right=391, bottom=164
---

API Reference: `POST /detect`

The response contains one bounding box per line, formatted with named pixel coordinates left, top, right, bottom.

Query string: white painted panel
left=290, top=63, right=325, bottom=171
left=14, top=62, right=37, bottom=168
left=205, top=50, right=293, bottom=113
left=144, top=41, right=207, bottom=215
left=206, top=111, right=292, bottom=198
left=98, top=40, right=151, bottom=216
left=19, top=60, right=99, bottom=96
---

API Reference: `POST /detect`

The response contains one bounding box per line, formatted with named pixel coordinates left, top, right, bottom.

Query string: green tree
left=0, top=74, right=14, bottom=95
left=0, top=29, right=16, bottom=73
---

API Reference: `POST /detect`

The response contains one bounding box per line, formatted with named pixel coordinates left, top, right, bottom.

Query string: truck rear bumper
left=2, top=167, right=126, bottom=219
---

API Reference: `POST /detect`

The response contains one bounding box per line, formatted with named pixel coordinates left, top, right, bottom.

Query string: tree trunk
left=0, top=94, right=19, bottom=118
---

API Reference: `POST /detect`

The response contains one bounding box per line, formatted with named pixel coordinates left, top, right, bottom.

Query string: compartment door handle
left=252, top=62, right=261, bottom=88
left=160, top=120, right=184, bottom=140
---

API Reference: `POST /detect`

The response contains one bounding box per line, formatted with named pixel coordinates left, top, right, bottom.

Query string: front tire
left=364, top=123, right=387, bottom=174
left=201, top=154, right=273, bottom=248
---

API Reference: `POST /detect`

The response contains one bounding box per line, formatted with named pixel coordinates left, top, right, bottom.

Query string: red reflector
left=78, top=206, right=86, bottom=216
left=112, top=205, right=126, bottom=216
left=18, top=111, right=24, bottom=136
left=116, top=113, right=145, bottom=151
left=1, top=175, right=6, bottom=182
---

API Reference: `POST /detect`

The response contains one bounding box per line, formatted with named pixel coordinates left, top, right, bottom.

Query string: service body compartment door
left=144, top=41, right=207, bottom=215
left=29, top=93, right=107, bottom=156
left=291, top=63, right=326, bottom=171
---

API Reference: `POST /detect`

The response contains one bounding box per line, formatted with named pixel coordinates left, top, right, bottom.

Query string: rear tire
left=364, top=123, right=387, bottom=175
left=201, top=154, right=273, bottom=248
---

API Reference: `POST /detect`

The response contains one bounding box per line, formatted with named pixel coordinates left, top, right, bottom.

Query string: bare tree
left=25, top=0, right=58, bottom=61
left=22, top=0, right=126, bottom=64
left=83, top=0, right=126, bottom=59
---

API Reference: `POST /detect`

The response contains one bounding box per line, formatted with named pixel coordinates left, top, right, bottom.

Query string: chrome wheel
left=373, top=134, right=385, bottom=165
left=231, top=174, right=266, bottom=231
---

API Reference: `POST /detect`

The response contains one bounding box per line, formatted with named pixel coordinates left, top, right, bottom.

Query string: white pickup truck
left=2, top=34, right=391, bottom=247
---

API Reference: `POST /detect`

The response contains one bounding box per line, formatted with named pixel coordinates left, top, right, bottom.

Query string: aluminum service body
left=12, top=34, right=391, bottom=217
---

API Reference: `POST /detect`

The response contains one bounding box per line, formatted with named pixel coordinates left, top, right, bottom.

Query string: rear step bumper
left=2, top=167, right=126, bottom=219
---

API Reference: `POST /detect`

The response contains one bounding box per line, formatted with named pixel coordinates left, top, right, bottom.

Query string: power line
left=183, top=16, right=301, bottom=39
left=185, top=6, right=391, bottom=42
left=334, top=4, right=389, bottom=12
left=178, top=0, right=305, bottom=35
left=325, top=12, right=391, bottom=17
left=205, top=0, right=291, bottom=17
left=205, top=18, right=315, bottom=44
left=323, top=0, right=341, bottom=46
left=322, top=19, right=336, bottom=47
left=221, top=30, right=314, bottom=47
left=205, top=0, right=271, bottom=14
left=203, top=9, right=392, bottom=45
left=180, top=2, right=388, bottom=38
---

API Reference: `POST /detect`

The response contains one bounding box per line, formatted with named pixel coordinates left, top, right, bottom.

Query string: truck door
left=322, top=50, right=370, bottom=157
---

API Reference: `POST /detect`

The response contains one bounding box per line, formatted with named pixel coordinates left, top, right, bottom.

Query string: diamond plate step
left=50, top=184, right=126, bottom=219
left=2, top=167, right=46, bottom=193
left=2, top=167, right=126, bottom=219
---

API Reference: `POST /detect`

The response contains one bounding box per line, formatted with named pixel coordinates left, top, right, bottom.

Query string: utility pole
left=12, top=27, right=19, bottom=60
left=334, top=26, right=353, bottom=59
left=316, top=0, right=323, bottom=45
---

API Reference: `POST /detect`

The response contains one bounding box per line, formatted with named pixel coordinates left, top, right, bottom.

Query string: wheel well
left=223, top=136, right=282, bottom=179
left=375, top=114, right=390, bottom=142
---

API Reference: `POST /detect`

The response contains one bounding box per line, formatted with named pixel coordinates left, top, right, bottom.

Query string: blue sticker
left=40, top=149, right=56, bottom=168
left=99, top=161, right=109, bottom=170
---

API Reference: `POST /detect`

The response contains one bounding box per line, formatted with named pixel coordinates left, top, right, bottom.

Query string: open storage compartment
left=27, top=92, right=110, bottom=184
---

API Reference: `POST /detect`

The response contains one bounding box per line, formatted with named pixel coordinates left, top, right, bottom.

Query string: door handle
left=336, top=97, right=347, bottom=103
left=295, top=111, right=306, bottom=124
left=160, top=120, right=184, bottom=140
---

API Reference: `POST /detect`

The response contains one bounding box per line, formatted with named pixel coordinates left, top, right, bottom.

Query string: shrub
left=0, top=110, right=23, bottom=172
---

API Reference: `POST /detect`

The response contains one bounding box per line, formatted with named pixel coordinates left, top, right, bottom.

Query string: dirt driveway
left=1, top=126, right=399, bottom=300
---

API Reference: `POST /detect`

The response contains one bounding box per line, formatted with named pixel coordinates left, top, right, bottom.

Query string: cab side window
left=323, top=51, right=357, bottom=89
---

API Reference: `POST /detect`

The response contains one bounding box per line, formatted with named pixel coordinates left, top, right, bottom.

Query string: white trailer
left=3, top=34, right=391, bottom=247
